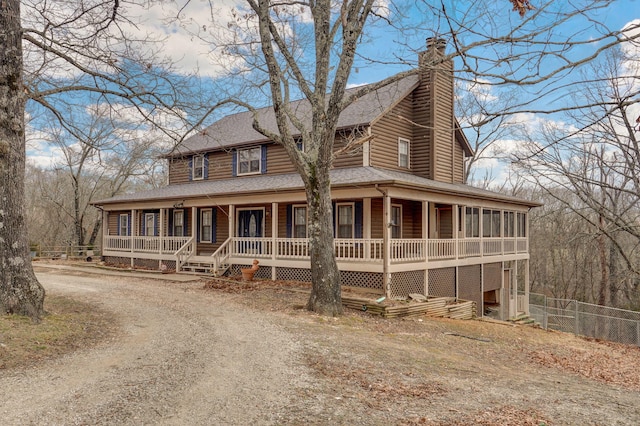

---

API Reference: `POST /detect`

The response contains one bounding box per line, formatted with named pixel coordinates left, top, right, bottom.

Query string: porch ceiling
left=93, top=166, right=541, bottom=208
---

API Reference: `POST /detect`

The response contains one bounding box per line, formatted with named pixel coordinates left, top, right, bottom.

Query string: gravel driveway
left=0, top=269, right=313, bottom=425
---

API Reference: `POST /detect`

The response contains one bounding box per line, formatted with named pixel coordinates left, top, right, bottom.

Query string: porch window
left=336, top=203, right=354, bottom=238
left=238, top=147, right=261, bottom=175
left=465, top=207, right=479, bottom=238
left=192, top=155, right=205, bottom=180
left=119, top=213, right=129, bottom=236
left=173, top=210, right=184, bottom=237
left=504, top=211, right=515, bottom=237
left=200, top=209, right=213, bottom=243
left=391, top=205, right=402, bottom=238
left=293, top=205, right=308, bottom=238
left=398, top=138, right=410, bottom=168
left=517, top=212, right=527, bottom=237
left=482, top=209, right=501, bottom=238
left=144, top=213, right=155, bottom=236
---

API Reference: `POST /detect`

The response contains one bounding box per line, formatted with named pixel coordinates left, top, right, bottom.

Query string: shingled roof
left=171, top=75, right=421, bottom=156
left=93, top=166, right=540, bottom=207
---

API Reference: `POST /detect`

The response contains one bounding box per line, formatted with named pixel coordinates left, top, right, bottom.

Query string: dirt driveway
left=2, top=267, right=640, bottom=425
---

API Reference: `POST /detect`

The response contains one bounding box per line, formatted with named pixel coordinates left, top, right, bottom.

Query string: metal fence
left=530, top=293, right=640, bottom=346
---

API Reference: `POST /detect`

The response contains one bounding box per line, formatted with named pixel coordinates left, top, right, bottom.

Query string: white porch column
left=363, top=198, right=371, bottom=259
left=159, top=208, right=164, bottom=255
left=429, top=203, right=437, bottom=239
left=271, top=202, right=277, bottom=280
left=228, top=205, right=235, bottom=237
left=383, top=192, right=391, bottom=299
left=422, top=201, right=429, bottom=296
left=130, top=209, right=137, bottom=268
left=513, top=261, right=519, bottom=317
left=524, top=260, right=530, bottom=315
left=453, top=204, right=459, bottom=259
left=192, top=207, right=197, bottom=244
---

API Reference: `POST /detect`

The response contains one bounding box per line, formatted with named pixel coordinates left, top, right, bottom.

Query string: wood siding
left=169, top=157, right=190, bottom=185
left=370, top=95, right=414, bottom=170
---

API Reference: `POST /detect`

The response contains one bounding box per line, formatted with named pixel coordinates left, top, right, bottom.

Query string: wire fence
left=530, top=293, right=640, bottom=346
left=30, top=245, right=101, bottom=260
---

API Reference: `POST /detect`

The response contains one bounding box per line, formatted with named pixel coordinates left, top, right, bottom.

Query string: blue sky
left=25, top=0, right=640, bottom=183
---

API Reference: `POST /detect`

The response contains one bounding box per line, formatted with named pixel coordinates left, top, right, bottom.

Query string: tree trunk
left=597, top=214, right=608, bottom=306
left=0, top=0, right=46, bottom=320
left=305, top=166, right=342, bottom=316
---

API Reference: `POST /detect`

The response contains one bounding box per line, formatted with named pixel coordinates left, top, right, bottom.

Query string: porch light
left=173, top=202, right=184, bottom=209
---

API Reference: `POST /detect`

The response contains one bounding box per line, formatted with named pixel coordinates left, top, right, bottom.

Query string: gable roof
left=93, top=166, right=540, bottom=208
left=171, top=75, right=421, bottom=156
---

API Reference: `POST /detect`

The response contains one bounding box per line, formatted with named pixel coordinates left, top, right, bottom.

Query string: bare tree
left=1, top=0, right=202, bottom=320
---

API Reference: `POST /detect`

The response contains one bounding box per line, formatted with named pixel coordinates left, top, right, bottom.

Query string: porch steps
left=180, top=262, right=229, bottom=277
left=508, top=314, right=538, bottom=327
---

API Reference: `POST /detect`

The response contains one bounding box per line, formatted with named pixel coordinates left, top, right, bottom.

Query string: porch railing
left=175, top=236, right=195, bottom=272
left=211, top=238, right=232, bottom=273
left=104, top=235, right=529, bottom=263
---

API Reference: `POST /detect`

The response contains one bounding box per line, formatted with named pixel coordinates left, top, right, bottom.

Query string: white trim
left=335, top=202, right=355, bottom=239
left=237, top=146, right=262, bottom=176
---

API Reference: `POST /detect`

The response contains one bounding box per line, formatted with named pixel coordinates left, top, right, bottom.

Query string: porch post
left=192, top=207, right=197, bottom=247
left=453, top=204, right=459, bottom=260
left=159, top=208, right=164, bottom=255
left=229, top=205, right=235, bottom=255
left=429, top=203, right=437, bottom=239
left=130, top=209, right=137, bottom=268
left=422, top=201, right=428, bottom=296
left=383, top=192, right=391, bottom=299
left=524, top=259, right=530, bottom=315
left=513, top=260, right=519, bottom=317
left=363, top=198, right=371, bottom=260
left=271, top=202, right=277, bottom=280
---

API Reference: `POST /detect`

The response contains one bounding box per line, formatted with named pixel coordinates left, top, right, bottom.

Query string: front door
left=237, top=209, right=264, bottom=254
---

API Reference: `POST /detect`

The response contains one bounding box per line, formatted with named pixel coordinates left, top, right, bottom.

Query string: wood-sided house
left=94, top=39, right=539, bottom=319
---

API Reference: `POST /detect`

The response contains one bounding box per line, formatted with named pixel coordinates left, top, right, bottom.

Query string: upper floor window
left=238, top=147, right=261, bottom=175
left=391, top=205, right=402, bottom=239
left=193, top=155, right=205, bottom=180
left=398, top=138, right=410, bottom=168
left=293, top=205, right=308, bottom=238
left=336, top=203, right=354, bottom=238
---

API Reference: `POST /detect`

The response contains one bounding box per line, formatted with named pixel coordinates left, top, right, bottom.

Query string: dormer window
left=193, top=155, right=205, bottom=180
left=398, top=138, right=410, bottom=168
left=238, top=147, right=262, bottom=175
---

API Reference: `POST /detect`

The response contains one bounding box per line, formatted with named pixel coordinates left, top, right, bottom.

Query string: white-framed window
left=398, top=138, right=410, bottom=168
left=391, top=204, right=402, bottom=239
left=144, top=213, right=155, bottom=236
left=336, top=203, right=354, bottom=238
left=193, top=155, right=205, bottom=180
left=465, top=207, right=479, bottom=238
left=200, top=209, right=213, bottom=243
left=482, top=209, right=502, bottom=238
left=517, top=212, right=527, bottom=237
left=119, top=213, right=129, bottom=236
left=293, top=205, right=308, bottom=238
left=173, top=210, right=184, bottom=237
left=238, top=147, right=261, bottom=175
left=503, top=211, right=515, bottom=237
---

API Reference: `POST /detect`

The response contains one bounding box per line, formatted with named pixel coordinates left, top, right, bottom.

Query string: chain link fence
left=530, top=293, right=640, bottom=346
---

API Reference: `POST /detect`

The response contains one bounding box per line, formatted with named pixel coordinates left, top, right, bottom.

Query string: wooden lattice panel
left=276, top=267, right=312, bottom=282
left=390, top=270, right=425, bottom=299
left=428, top=267, right=455, bottom=298
left=340, top=271, right=383, bottom=291
left=458, top=264, right=482, bottom=315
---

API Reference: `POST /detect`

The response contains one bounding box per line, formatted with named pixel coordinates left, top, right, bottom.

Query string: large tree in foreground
left=0, top=0, right=45, bottom=319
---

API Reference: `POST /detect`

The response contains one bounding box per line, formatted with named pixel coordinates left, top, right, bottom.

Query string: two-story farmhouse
left=94, top=39, right=539, bottom=320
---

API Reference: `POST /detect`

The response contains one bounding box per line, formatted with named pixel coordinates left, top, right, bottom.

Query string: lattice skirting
left=428, top=267, right=456, bottom=298
left=458, top=264, right=482, bottom=314
left=273, top=267, right=384, bottom=292
left=390, top=270, right=425, bottom=299
left=103, top=257, right=175, bottom=271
